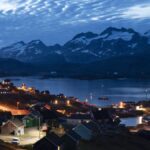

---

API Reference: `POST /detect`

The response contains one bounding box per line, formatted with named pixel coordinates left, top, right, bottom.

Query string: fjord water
left=3, top=77, right=150, bottom=106
left=1, top=77, right=147, bottom=126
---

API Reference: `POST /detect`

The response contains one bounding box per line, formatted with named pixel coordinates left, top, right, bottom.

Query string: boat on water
left=98, top=96, right=109, bottom=101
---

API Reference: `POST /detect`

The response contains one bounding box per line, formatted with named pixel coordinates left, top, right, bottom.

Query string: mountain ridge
left=0, top=27, right=150, bottom=79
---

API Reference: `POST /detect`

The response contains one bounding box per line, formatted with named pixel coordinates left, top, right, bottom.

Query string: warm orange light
left=57, top=109, right=66, bottom=114
left=0, top=105, right=9, bottom=111
left=136, top=105, right=146, bottom=111
left=0, top=104, right=30, bottom=115
left=119, top=101, right=125, bottom=109
left=54, top=100, right=58, bottom=105
left=44, top=104, right=51, bottom=110
left=66, top=100, right=70, bottom=106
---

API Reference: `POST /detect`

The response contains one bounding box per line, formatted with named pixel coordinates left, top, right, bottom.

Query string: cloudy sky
left=0, top=0, right=150, bottom=47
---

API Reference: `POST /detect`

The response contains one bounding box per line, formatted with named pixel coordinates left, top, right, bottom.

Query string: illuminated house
left=17, top=83, right=36, bottom=94
left=2, top=79, right=11, bottom=85
left=1, top=119, right=24, bottom=135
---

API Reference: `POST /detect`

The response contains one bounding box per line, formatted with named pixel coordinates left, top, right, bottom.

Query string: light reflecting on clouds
left=0, top=0, right=150, bottom=46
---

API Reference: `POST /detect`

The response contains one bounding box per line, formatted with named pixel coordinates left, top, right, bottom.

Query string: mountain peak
left=11, top=41, right=26, bottom=47
left=72, top=32, right=98, bottom=40
left=100, top=27, right=137, bottom=36
left=28, top=40, right=45, bottom=46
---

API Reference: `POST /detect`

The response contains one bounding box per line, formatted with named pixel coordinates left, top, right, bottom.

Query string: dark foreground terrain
left=79, top=133, right=150, bottom=150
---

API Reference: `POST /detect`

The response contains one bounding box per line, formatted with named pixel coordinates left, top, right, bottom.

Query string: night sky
left=0, top=0, right=150, bottom=47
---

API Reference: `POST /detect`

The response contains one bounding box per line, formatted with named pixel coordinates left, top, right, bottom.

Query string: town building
left=22, top=113, right=40, bottom=128
left=1, top=119, right=24, bottom=135
left=73, top=123, right=94, bottom=141
left=61, top=130, right=81, bottom=150
left=33, top=132, right=63, bottom=150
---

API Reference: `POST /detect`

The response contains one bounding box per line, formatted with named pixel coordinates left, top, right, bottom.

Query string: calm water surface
left=2, top=77, right=150, bottom=106
left=1, top=77, right=149, bottom=126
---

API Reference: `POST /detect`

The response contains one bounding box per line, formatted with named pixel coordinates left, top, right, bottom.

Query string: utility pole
left=39, top=117, right=41, bottom=139
left=90, top=93, right=93, bottom=103
left=89, top=93, right=95, bottom=120
left=17, top=101, right=20, bottom=109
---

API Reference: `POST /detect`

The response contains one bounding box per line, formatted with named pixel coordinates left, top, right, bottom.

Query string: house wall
left=1, top=121, right=24, bottom=135
left=1, top=121, right=17, bottom=135
left=15, top=126, right=24, bottom=135
left=23, top=118, right=39, bottom=128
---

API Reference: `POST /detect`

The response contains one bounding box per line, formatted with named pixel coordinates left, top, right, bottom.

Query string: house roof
left=34, top=132, right=62, bottom=149
left=11, top=119, right=24, bottom=127
left=39, top=109, right=64, bottom=120
left=68, top=114, right=91, bottom=120
left=82, top=121, right=100, bottom=133
left=46, top=132, right=62, bottom=146
left=2, top=119, right=24, bottom=128
left=23, top=111, right=41, bottom=120
left=66, top=130, right=81, bottom=141
left=11, top=109, right=30, bottom=116
left=92, top=109, right=112, bottom=120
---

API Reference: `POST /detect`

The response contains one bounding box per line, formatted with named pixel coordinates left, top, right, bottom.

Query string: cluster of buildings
left=33, top=108, right=123, bottom=150
left=0, top=98, right=123, bottom=150
left=0, top=79, right=37, bottom=95
left=0, top=79, right=149, bottom=149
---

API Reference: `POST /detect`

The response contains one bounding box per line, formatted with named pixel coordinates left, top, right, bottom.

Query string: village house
left=1, top=119, right=24, bottom=135
left=61, top=130, right=81, bottom=150
left=33, top=132, right=63, bottom=150
left=72, top=121, right=100, bottom=141
left=73, top=123, right=93, bottom=141
left=22, top=112, right=41, bottom=128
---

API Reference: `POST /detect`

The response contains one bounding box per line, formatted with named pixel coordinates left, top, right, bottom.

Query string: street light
left=54, top=100, right=58, bottom=105
left=66, top=100, right=70, bottom=106
left=17, top=101, right=20, bottom=109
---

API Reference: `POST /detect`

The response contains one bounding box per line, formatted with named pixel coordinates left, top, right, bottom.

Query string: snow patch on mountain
left=102, top=31, right=133, bottom=41
left=128, top=43, right=137, bottom=48
left=55, top=50, right=62, bottom=54
left=70, top=35, right=101, bottom=46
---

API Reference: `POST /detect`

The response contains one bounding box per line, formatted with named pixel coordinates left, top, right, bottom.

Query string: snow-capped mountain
left=0, top=40, right=46, bottom=61
left=1, top=27, right=150, bottom=78
left=0, top=40, right=63, bottom=62
left=0, top=27, right=150, bottom=64
left=63, top=27, right=150, bottom=63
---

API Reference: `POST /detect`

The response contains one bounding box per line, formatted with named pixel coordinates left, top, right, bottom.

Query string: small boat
left=98, top=96, right=109, bottom=101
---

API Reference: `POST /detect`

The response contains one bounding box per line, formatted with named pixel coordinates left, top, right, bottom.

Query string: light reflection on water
left=1, top=77, right=150, bottom=106
left=121, top=116, right=143, bottom=126
left=0, top=77, right=148, bottom=126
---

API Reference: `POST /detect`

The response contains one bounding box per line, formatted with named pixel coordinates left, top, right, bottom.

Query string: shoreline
left=2, top=74, right=150, bottom=81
